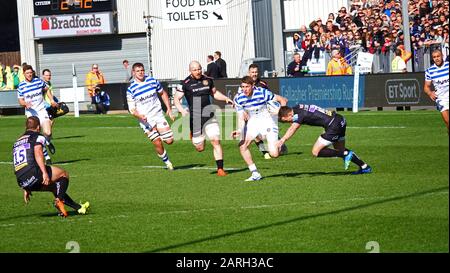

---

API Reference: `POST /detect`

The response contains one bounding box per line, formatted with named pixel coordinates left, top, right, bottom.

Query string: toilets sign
left=162, top=0, right=228, bottom=29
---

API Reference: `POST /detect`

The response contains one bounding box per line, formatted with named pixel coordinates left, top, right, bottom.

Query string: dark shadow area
left=174, top=164, right=206, bottom=170
left=53, top=159, right=91, bottom=164
left=264, top=171, right=349, bottom=179
left=145, top=186, right=448, bottom=253
left=209, top=168, right=248, bottom=175
left=54, top=135, right=86, bottom=140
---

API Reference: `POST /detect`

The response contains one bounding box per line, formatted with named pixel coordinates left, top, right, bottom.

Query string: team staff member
left=424, top=50, right=449, bottom=133
left=13, top=117, right=89, bottom=217
left=173, top=61, right=233, bottom=176
left=277, top=104, right=371, bottom=174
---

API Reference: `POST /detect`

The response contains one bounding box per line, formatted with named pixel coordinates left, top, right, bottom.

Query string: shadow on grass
left=53, top=159, right=91, bottom=164
left=175, top=164, right=206, bottom=170
left=144, top=186, right=449, bottom=253
left=209, top=168, right=248, bottom=175
left=54, top=135, right=85, bottom=140
left=264, top=171, right=349, bottom=179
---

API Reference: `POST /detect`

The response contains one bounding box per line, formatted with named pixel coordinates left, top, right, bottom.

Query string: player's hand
left=276, top=139, right=285, bottom=150
left=427, top=92, right=437, bottom=101
left=231, top=130, right=240, bottom=139
left=225, top=98, right=234, bottom=107
left=42, top=173, right=50, bottom=186
left=23, top=190, right=32, bottom=204
left=167, top=110, right=175, bottom=121
left=50, top=101, right=58, bottom=108
left=139, top=115, right=147, bottom=123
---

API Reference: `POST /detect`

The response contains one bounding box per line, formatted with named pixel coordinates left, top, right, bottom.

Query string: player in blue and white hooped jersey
left=424, top=50, right=449, bottom=133
left=231, top=76, right=288, bottom=181
left=127, top=63, right=175, bottom=170
left=17, top=65, right=57, bottom=164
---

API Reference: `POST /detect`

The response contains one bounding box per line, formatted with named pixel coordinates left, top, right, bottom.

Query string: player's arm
left=423, top=80, right=437, bottom=101
left=159, top=89, right=175, bottom=121
left=231, top=98, right=246, bottom=139
left=211, top=87, right=234, bottom=105
left=34, top=142, right=50, bottom=186
left=173, top=90, right=189, bottom=117
left=274, top=94, right=288, bottom=106
left=126, top=92, right=146, bottom=121
left=278, top=123, right=301, bottom=148
left=45, top=87, right=58, bottom=107
left=18, top=98, right=31, bottom=109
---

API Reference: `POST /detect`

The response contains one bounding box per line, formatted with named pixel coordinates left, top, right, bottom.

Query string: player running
left=17, top=65, right=56, bottom=164
left=127, top=63, right=175, bottom=170
left=277, top=104, right=372, bottom=174
left=231, top=76, right=288, bottom=181
left=424, top=50, right=449, bottom=133
left=173, top=61, right=234, bottom=177
left=13, top=117, right=89, bottom=217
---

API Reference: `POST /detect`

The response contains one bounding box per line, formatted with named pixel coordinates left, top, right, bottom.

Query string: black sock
left=55, top=177, right=69, bottom=200
left=255, top=140, right=267, bottom=154
left=216, top=160, right=224, bottom=170
left=318, top=148, right=344, bottom=158
left=63, top=194, right=81, bottom=210
left=351, top=152, right=366, bottom=168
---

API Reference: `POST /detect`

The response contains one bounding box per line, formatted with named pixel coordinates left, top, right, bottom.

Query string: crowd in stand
left=292, top=0, right=449, bottom=65
left=0, top=63, right=25, bottom=90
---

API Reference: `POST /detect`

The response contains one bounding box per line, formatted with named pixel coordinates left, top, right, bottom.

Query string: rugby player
left=13, top=117, right=89, bottom=217
left=173, top=61, right=234, bottom=177
left=127, top=63, right=175, bottom=170
left=424, top=50, right=449, bottom=133
left=231, top=76, right=288, bottom=181
left=277, top=104, right=372, bottom=174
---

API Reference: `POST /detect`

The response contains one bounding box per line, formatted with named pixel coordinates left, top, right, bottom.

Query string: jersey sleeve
left=263, top=88, right=275, bottom=102
left=425, top=69, right=432, bottom=82
left=36, top=135, right=46, bottom=146
left=233, top=94, right=244, bottom=114
left=154, top=79, right=163, bottom=94
left=126, top=88, right=136, bottom=111
left=17, top=85, right=24, bottom=99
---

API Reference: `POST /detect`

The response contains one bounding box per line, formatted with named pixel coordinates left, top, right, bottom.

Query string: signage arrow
left=213, top=12, right=223, bottom=20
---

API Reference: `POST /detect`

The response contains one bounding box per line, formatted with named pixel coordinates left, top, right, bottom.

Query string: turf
left=0, top=111, right=448, bottom=253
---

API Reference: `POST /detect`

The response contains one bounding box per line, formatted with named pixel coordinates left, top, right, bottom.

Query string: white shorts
left=25, top=109, right=50, bottom=126
left=192, top=120, right=221, bottom=146
left=245, top=117, right=279, bottom=152
left=436, top=97, right=449, bottom=112
left=139, top=112, right=170, bottom=134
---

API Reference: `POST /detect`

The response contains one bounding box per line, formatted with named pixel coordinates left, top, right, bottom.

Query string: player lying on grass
left=277, top=104, right=372, bottom=174
left=231, top=76, right=288, bottom=181
left=13, top=116, right=89, bottom=217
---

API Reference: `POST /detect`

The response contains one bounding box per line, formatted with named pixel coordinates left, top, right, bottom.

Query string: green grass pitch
left=0, top=111, right=448, bottom=253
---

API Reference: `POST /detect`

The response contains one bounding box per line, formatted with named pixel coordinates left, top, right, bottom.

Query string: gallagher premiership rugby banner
left=33, top=12, right=114, bottom=38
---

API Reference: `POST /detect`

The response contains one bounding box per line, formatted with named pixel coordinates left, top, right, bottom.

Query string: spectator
left=326, top=49, right=352, bottom=75
left=391, top=48, right=407, bottom=73
left=205, top=55, right=219, bottom=79
left=293, top=33, right=302, bottom=52
left=12, top=65, right=20, bottom=89
left=0, top=63, right=5, bottom=90
left=214, top=51, right=227, bottom=78
left=287, top=52, right=307, bottom=77
left=93, top=87, right=110, bottom=114
left=85, top=64, right=106, bottom=104
left=123, top=59, right=132, bottom=83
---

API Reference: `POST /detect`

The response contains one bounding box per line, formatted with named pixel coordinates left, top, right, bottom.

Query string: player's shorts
left=245, top=117, right=279, bottom=152
left=191, top=117, right=220, bottom=145
left=436, top=97, right=449, bottom=112
left=139, top=112, right=170, bottom=134
left=319, top=114, right=347, bottom=146
left=25, top=109, right=50, bottom=125
left=17, top=165, right=53, bottom=191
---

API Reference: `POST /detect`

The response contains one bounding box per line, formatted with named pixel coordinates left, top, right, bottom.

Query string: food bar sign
left=162, top=0, right=228, bottom=29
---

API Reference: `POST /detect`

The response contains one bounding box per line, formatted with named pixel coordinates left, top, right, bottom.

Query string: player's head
left=248, top=64, right=260, bottom=82
left=132, top=62, right=145, bottom=81
left=42, top=69, right=51, bottom=82
left=26, top=116, right=40, bottom=132
left=189, top=61, right=203, bottom=79
left=278, top=106, right=294, bottom=122
left=23, top=65, right=34, bottom=82
left=431, top=50, right=444, bottom=67
left=240, top=76, right=255, bottom=96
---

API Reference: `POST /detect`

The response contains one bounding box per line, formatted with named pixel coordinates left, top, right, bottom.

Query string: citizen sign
left=385, top=79, right=421, bottom=105
left=33, top=12, right=113, bottom=38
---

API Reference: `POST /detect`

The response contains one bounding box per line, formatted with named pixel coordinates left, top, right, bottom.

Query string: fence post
left=353, top=65, right=360, bottom=113
left=72, top=64, right=79, bottom=118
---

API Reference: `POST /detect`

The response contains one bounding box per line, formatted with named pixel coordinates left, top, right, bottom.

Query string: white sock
left=248, top=164, right=257, bottom=173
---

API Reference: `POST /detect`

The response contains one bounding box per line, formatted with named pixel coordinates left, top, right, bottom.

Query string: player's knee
left=164, top=138, right=174, bottom=145
left=269, top=150, right=279, bottom=158
left=311, top=150, right=320, bottom=157
left=195, top=145, right=205, bottom=152
left=210, top=139, right=220, bottom=146
left=147, top=131, right=160, bottom=143
left=160, top=130, right=174, bottom=144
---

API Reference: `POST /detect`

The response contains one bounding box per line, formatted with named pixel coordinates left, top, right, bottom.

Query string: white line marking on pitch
left=143, top=166, right=241, bottom=171
left=348, top=126, right=406, bottom=129
left=1, top=191, right=447, bottom=228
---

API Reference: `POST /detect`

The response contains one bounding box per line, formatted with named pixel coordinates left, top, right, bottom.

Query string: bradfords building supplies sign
left=33, top=12, right=113, bottom=38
